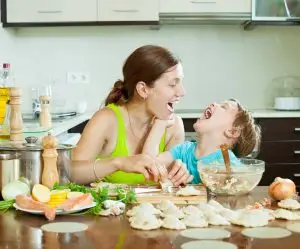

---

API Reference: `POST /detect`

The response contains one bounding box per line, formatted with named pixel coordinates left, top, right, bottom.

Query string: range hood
left=250, top=0, right=300, bottom=25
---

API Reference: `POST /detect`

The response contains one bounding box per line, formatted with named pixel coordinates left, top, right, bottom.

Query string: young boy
left=143, top=99, right=261, bottom=185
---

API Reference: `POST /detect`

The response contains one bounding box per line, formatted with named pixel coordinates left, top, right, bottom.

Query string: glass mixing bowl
left=198, top=158, right=265, bottom=196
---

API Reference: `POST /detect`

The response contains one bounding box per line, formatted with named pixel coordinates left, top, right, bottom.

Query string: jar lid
left=0, top=136, right=74, bottom=151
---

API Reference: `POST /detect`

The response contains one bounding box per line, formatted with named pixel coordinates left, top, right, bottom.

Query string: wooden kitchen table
left=1, top=186, right=300, bottom=249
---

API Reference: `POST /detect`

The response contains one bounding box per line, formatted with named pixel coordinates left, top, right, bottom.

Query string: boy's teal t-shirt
left=170, top=141, right=241, bottom=184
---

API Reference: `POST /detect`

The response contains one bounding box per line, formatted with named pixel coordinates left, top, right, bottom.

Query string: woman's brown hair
left=230, top=99, right=262, bottom=158
left=104, top=45, right=180, bottom=106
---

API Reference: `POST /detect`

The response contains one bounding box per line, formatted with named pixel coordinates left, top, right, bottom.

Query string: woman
left=70, top=45, right=191, bottom=185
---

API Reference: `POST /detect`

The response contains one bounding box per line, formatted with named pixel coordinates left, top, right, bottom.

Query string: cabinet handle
left=294, top=150, right=300, bottom=154
left=294, top=174, right=300, bottom=177
left=113, top=9, right=139, bottom=13
left=295, top=128, right=300, bottom=132
left=37, top=10, right=62, bottom=14
left=190, top=0, right=217, bottom=3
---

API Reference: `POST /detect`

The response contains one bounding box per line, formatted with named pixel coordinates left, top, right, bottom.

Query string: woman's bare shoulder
left=89, top=107, right=118, bottom=126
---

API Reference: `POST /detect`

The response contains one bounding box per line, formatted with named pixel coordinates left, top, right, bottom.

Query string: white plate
left=13, top=202, right=97, bottom=215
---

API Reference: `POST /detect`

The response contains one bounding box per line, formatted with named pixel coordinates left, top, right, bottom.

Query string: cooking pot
left=0, top=152, right=21, bottom=191
left=0, top=136, right=73, bottom=188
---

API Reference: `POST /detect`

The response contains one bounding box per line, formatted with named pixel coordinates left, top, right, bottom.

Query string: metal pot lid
left=0, top=136, right=74, bottom=151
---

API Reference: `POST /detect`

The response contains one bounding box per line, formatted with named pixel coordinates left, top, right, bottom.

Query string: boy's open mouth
left=204, top=108, right=212, bottom=119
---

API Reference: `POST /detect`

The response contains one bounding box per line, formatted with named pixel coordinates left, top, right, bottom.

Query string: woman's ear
left=225, top=127, right=241, bottom=139
left=136, top=81, right=149, bottom=100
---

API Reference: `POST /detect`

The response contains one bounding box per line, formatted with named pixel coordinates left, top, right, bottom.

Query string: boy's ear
left=225, top=127, right=241, bottom=139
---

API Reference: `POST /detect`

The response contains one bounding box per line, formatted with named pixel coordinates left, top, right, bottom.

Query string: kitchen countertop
left=175, top=109, right=300, bottom=119
left=1, top=186, right=300, bottom=249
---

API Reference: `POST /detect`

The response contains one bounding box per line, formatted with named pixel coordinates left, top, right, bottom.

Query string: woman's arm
left=70, top=108, right=158, bottom=184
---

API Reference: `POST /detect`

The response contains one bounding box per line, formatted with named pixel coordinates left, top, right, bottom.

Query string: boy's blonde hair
left=230, top=99, right=261, bottom=157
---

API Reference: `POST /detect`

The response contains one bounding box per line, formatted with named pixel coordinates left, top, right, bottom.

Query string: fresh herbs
left=116, top=187, right=136, bottom=204
left=0, top=199, right=15, bottom=213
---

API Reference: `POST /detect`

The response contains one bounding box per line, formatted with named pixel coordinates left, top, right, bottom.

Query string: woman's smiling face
left=145, top=63, right=186, bottom=120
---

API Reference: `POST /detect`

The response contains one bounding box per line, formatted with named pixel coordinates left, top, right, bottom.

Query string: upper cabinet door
left=6, top=0, right=97, bottom=23
left=98, top=0, right=159, bottom=21
left=160, top=0, right=251, bottom=14
left=253, top=0, right=300, bottom=21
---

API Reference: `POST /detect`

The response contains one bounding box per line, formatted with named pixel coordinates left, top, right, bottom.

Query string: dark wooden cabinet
left=256, top=118, right=300, bottom=187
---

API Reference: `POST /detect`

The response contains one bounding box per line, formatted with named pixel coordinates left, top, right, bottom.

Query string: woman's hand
left=120, top=154, right=160, bottom=182
left=153, top=115, right=176, bottom=129
left=168, top=159, right=194, bottom=186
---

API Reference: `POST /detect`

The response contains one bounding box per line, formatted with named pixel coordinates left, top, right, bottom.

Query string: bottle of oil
left=0, top=63, right=14, bottom=139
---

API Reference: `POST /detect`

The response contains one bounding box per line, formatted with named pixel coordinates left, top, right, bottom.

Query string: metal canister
left=0, top=152, right=21, bottom=191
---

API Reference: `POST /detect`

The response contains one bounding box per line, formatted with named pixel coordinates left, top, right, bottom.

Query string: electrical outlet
left=67, top=72, right=90, bottom=84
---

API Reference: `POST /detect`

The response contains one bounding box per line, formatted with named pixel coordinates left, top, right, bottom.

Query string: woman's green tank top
left=99, top=103, right=166, bottom=184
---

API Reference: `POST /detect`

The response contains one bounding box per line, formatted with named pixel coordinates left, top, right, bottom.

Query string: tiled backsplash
left=1, top=23, right=300, bottom=113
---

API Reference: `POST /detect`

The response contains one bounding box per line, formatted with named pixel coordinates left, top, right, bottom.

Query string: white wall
left=1, top=23, right=300, bottom=113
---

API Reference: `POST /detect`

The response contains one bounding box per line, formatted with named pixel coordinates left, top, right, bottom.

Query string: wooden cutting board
left=134, top=185, right=207, bottom=205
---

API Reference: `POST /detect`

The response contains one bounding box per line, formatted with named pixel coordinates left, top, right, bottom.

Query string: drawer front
left=258, top=141, right=300, bottom=164
left=98, top=0, right=159, bottom=21
left=7, top=0, right=97, bottom=23
left=160, top=0, right=250, bottom=14
left=258, top=118, right=300, bottom=142
left=259, top=164, right=300, bottom=186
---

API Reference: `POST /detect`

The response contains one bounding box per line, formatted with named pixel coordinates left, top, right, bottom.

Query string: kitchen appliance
left=0, top=152, right=21, bottom=191
left=272, top=75, right=300, bottom=111
left=0, top=136, right=73, bottom=188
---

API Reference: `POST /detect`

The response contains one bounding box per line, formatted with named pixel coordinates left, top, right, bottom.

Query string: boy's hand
left=168, top=159, right=194, bottom=186
left=153, top=115, right=176, bottom=129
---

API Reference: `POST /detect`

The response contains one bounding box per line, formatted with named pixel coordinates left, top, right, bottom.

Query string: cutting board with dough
left=134, top=185, right=207, bottom=204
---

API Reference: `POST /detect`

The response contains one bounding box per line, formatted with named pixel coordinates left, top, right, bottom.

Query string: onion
left=1, top=179, right=30, bottom=201
left=268, top=177, right=296, bottom=201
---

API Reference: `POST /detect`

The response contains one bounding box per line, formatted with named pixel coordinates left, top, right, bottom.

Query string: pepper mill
left=41, top=132, right=59, bottom=188
left=9, top=87, right=24, bottom=141
left=39, top=95, right=51, bottom=129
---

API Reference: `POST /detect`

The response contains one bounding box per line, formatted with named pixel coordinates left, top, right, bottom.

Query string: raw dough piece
left=156, top=200, right=176, bottom=211
left=162, top=216, right=186, bottom=230
left=182, top=214, right=208, bottom=228
left=274, top=209, right=300, bottom=220
left=129, top=212, right=157, bottom=223
left=208, top=200, right=225, bottom=212
left=278, top=199, right=300, bottom=210
left=130, top=216, right=162, bottom=231
left=41, top=222, right=88, bottom=233
left=182, top=205, right=204, bottom=216
left=161, top=206, right=185, bottom=219
left=286, top=223, right=300, bottom=233
left=103, top=200, right=125, bottom=210
left=176, top=186, right=201, bottom=196
left=100, top=200, right=126, bottom=216
left=220, top=208, right=239, bottom=221
left=230, top=209, right=269, bottom=227
left=127, top=203, right=161, bottom=216
left=197, top=203, right=219, bottom=217
left=99, top=209, right=111, bottom=216
left=207, top=214, right=230, bottom=226
left=181, top=240, right=237, bottom=249
left=242, top=227, right=292, bottom=239
left=180, top=228, right=231, bottom=239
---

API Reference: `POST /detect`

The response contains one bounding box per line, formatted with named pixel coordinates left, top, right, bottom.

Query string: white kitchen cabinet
left=98, top=0, right=159, bottom=21
left=6, top=0, right=97, bottom=23
left=160, top=0, right=251, bottom=14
